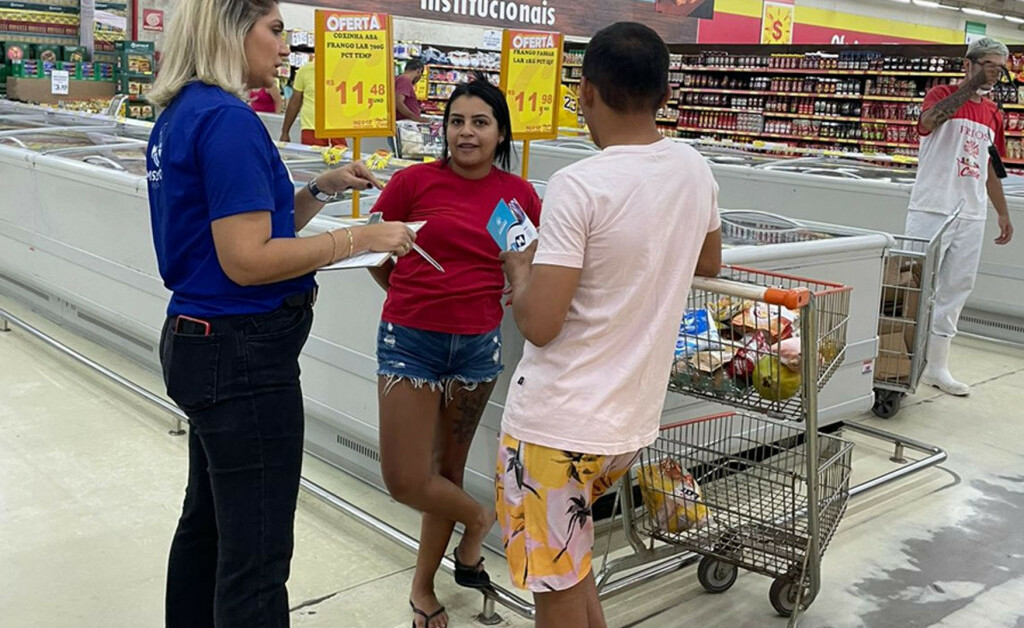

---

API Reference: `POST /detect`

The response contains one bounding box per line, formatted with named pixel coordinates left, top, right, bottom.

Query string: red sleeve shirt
left=372, top=162, right=542, bottom=334
left=394, top=75, right=420, bottom=121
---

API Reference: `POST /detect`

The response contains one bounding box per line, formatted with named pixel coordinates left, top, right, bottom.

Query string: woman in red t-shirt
left=369, top=76, right=541, bottom=628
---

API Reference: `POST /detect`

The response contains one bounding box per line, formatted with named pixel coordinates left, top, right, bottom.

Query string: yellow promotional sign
left=761, top=2, right=794, bottom=45
left=500, top=29, right=563, bottom=140
left=414, top=66, right=429, bottom=101
left=315, top=10, right=395, bottom=138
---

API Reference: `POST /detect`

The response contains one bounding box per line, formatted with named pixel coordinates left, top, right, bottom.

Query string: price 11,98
left=511, top=90, right=554, bottom=113
left=334, top=81, right=387, bottom=106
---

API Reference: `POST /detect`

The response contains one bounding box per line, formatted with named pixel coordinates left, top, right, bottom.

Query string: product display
left=114, top=41, right=156, bottom=121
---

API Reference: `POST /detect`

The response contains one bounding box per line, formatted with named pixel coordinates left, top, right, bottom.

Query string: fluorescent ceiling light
left=912, top=0, right=940, bottom=6
left=962, top=7, right=1004, bottom=18
left=1007, top=15, right=1024, bottom=23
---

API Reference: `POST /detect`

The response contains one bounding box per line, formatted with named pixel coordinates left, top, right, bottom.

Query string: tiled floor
left=1, top=292, right=1022, bottom=628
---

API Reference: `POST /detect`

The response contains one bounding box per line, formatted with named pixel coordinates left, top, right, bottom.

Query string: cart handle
left=692, top=276, right=811, bottom=310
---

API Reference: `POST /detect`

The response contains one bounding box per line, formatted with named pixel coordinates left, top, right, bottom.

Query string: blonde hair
left=148, top=0, right=278, bottom=107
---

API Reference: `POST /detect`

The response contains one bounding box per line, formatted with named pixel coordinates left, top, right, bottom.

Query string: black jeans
left=160, top=301, right=313, bottom=628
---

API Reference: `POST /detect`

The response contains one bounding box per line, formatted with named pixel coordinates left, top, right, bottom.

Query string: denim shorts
left=376, top=321, right=503, bottom=389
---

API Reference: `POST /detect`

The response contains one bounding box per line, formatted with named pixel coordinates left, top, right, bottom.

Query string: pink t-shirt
left=909, top=85, right=1005, bottom=221
left=501, top=139, right=721, bottom=455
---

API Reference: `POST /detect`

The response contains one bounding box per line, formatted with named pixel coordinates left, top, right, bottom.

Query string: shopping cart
left=393, top=119, right=443, bottom=160
left=595, top=269, right=853, bottom=624
left=668, top=265, right=852, bottom=421
left=628, top=411, right=853, bottom=616
left=871, top=213, right=957, bottom=418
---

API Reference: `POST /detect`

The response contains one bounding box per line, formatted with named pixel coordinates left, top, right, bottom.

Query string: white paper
left=482, top=30, right=502, bottom=51
left=318, top=221, right=425, bottom=271
left=51, top=70, right=70, bottom=95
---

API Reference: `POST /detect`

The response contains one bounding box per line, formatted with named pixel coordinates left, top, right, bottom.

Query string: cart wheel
left=697, top=556, right=738, bottom=594
left=871, top=389, right=902, bottom=419
left=769, top=576, right=817, bottom=617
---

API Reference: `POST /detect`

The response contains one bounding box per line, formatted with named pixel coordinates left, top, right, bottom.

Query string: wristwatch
left=307, top=178, right=337, bottom=203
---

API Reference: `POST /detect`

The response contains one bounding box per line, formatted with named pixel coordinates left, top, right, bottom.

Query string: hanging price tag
left=500, top=29, right=562, bottom=140
left=51, top=69, right=70, bottom=95
left=315, top=10, right=395, bottom=138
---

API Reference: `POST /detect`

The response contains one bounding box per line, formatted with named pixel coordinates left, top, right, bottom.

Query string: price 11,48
left=334, top=81, right=387, bottom=107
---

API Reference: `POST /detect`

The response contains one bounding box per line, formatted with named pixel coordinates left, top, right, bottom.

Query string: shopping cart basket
left=670, top=265, right=852, bottom=421
left=872, top=213, right=957, bottom=418
left=626, top=411, right=854, bottom=616
left=394, top=119, right=443, bottom=160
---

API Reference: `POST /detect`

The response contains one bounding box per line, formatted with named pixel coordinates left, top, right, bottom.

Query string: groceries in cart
left=395, top=120, right=443, bottom=160
left=637, top=457, right=713, bottom=533
left=671, top=300, right=804, bottom=402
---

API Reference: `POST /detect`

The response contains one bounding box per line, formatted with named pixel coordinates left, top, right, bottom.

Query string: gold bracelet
left=326, top=229, right=338, bottom=264
left=342, top=226, right=354, bottom=258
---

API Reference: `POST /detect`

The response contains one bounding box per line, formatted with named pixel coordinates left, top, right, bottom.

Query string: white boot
left=920, top=334, right=970, bottom=396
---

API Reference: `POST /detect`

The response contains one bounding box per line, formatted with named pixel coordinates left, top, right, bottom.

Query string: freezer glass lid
left=719, top=210, right=838, bottom=247
left=48, top=144, right=150, bottom=175
left=0, top=128, right=132, bottom=152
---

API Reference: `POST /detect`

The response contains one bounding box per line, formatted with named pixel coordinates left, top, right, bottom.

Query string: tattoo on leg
left=452, top=382, right=493, bottom=445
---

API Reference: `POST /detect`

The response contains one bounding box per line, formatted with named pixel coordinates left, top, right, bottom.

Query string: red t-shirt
left=395, top=75, right=420, bottom=120
left=372, top=162, right=542, bottom=334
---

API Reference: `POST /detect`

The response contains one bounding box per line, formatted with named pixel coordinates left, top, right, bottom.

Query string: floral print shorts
left=495, top=431, right=638, bottom=592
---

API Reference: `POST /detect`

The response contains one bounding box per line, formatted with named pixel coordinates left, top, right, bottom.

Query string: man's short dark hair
left=582, top=22, right=669, bottom=114
left=404, top=58, right=425, bottom=73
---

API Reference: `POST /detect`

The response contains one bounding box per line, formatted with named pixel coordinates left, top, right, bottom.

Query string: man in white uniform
left=908, top=37, right=1014, bottom=396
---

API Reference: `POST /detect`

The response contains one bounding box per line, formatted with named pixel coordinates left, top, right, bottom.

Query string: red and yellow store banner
left=700, top=0, right=965, bottom=45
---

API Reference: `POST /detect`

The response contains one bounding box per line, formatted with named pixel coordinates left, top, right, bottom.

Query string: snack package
left=730, top=303, right=798, bottom=342
left=706, top=296, right=751, bottom=324
left=638, top=458, right=713, bottom=533
left=676, top=308, right=722, bottom=357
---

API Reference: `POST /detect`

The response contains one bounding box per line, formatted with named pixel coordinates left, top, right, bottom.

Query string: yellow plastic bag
left=638, top=458, right=712, bottom=533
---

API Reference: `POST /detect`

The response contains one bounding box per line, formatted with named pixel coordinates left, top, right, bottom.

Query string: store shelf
left=1004, top=157, right=1024, bottom=165
left=679, top=65, right=963, bottom=78
left=676, top=126, right=759, bottom=137
left=1001, top=103, right=1024, bottom=110
left=562, top=62, right=582, bottom=67
left=860, top=139, right=919, bottom=149
left=680, top=105, right=763, bottom=114
left=426, top=63, right=499, bottom=72
left=761, top=132, right=861, bottom=145
left=561, top=78, right=581, bottom=83
left=1004, top=130, right=1024, bottom=138
left=429, top=79, right=466, bottom=85
left=677, top=87, right=861, bottom=99
left=656, top=117, right=679, bottom=124
left=862, top=95, right=922, bottom=102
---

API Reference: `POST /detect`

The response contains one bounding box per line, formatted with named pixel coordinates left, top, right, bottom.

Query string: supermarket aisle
left=1, top=290, right=1023, bottom=628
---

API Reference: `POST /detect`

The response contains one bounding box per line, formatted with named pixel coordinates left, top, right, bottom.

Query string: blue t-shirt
left=147, top=82, right=315, bottom=317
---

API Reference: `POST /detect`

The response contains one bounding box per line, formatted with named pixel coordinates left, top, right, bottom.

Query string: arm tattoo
left=926, top=71, right=988, bottom=129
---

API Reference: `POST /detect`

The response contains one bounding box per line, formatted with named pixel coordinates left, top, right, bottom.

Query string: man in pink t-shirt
left=395, top=59, right=426, bottom=123
left=497, top=22, right=722, bottom=628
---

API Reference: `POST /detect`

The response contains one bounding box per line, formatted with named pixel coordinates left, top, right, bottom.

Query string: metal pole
left=0, top=307, right=184, bottom=425
left=800, top=294, right=822, bottom=612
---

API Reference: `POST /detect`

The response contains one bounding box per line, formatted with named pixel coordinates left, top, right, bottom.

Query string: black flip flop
left=453, top=547, right=492, bottom=589
left=410, top=599, right=446, bottom=628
